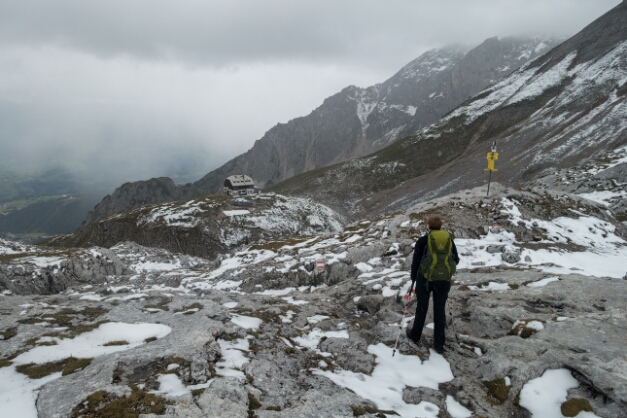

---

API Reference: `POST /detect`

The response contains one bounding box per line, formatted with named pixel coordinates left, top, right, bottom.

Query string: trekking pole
left=448, top=306, right=460, bottom=344
left=392, top=281, right=415, bottom=357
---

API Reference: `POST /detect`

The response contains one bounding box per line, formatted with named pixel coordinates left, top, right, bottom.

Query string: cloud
left=0, top=0, right=619, bottom=69
left=0, top=44, right=383, bottom=183
left=0, top=0, right=620, bottom=185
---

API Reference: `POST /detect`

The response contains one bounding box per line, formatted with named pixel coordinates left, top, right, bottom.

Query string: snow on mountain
left=271, top=3, right=627, bottom=222
left=46, top=194, right=344, bottom=260
left=529, top=143, right=627, bottom=223
left=455, top=196, right=627, bottom=278
left=446, top=39, right=627, bottom=166
left=0, top=322, right=172, bottom=418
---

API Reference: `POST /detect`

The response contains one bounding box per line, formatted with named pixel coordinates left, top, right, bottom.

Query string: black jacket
left=410, top=231, right=460, bottom=282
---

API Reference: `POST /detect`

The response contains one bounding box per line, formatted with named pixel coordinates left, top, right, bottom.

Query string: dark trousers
left=408, top=274, right=451, bottom=349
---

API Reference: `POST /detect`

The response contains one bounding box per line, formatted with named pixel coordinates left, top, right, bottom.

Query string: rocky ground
left=43, top=193, right=344, bottom=260
left=1, top=186, right=626, bottom=418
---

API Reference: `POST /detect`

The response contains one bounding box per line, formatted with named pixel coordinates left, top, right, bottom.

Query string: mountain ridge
left=83, top=36, right=561, bottom=225
left=269, top=0, right=627, bottom=220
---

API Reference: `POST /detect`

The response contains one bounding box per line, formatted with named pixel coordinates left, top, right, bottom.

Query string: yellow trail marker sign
left=485, top=152, right=499, bottom=172
left=485, top=141, right=498, bottom=196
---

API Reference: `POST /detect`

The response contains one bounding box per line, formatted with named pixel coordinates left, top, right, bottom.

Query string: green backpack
left=419, top=230, right=457, bottom=281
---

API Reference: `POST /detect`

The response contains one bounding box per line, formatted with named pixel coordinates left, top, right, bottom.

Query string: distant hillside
left=0, top=167, right=109, bottom=237
left=270, top=1, right=627, bottom=220
left=0, top=195, right=102, bottom=236
left=0, top=167, right=81, bottom=203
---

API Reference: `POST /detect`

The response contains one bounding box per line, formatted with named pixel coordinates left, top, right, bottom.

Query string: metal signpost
left=485, top=140, right=498, bottom=196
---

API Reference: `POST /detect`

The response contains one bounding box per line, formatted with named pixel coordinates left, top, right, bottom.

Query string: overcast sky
left=0, top=0, right=621, bottom=185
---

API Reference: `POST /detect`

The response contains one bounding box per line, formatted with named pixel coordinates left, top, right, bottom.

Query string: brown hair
left=427, top=215, right=442, bottom=230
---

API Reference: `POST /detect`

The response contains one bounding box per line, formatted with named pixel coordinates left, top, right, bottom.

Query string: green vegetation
left=78, top=306, right=110, bottom=321
left=513, top=390, right=521, bottom=406
left=265, top=405, right=282, bottom=411
left=232, top=307, right=280, bottom=324
left=0, top=194, right=102, bottom=236
left=103, top=340, right=129, bottom=346
left=167, top=357, right=186, bottom=366
left=0, top=251, right=26, bottom=264
left=144, top=336, right=157, bottom=343
left=19, top=307, right=110, bottom=340
left=63, top=321, right=110, bottom=338
left=62, top=358, right=93, bottom=375
left=0, top=167, right=80, bottom=203
left=561, top=398, right=593, bottom=417
left=191, top=388, right=205, bottom=397
left=314, top=354, right=335, bottom=372
left=0, top=166, right=112, bottom=236
left=508, top=319, right=544, bottom=338
left=174, top=303, right=203, bottom=315
left=158, top=356, right=190, bottom=376
left=15, top=357, right=92, bottom=379
left=0, top=327, right=17, bottom=340
left=307, top=273, right=325, bottom=287
left=0, top=195, right=70, bottom=214
left=1, top=348, right=28, bottom=367
left=248, top=393, right=262, bottom=410
left=20, top=307, right=108, bottom=327
left=36, top=340, right=58, bottom=346
left=143, top=297, right=171, bottom=312
left=71, top=384, right=168, bottom=418
left=350, top=404, right=399, bottom=417
left=18, top=317, right=46, bottom=325
left=249, top=236, right=315, bottom=252
left=483, top=378, right=510, bottom=405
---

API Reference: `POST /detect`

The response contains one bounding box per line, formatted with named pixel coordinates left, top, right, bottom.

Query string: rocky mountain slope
left=49, top=194, right=343, bottom=260
left=1, top=185, right=626, bottom=417
left=83, top=36, right=561, bottom=225
left=194, top=36, right=559, bottom=190
left=270, top=1, right=627, bottom=220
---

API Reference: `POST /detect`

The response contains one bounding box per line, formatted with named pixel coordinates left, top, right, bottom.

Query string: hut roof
left=225, top=175, right=254, bottom=187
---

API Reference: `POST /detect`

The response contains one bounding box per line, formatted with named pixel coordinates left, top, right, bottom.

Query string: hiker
left=406, top=215, right=460, bottom=354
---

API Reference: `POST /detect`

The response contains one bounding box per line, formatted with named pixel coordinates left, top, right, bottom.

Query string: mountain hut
left=224, top=175, right=256, bottom=196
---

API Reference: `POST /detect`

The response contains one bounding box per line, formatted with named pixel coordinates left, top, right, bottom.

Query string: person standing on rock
left=406, top=215, right=460, bottom=354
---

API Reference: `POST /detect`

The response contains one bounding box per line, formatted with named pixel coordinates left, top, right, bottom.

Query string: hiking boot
left=435, top=346, right=445, bottom=355
left=406, top=329, right=419, bottom=345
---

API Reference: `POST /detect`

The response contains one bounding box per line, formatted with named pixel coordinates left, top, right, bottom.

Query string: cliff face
left=83, top=177, right=189, bottom=225
left=194, top=36, right=560, bottom=193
